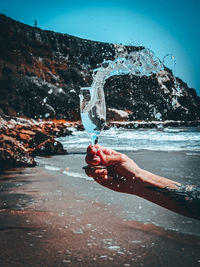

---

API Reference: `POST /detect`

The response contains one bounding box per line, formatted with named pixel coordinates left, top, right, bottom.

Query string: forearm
left=132, top=169, right=200, bottom=220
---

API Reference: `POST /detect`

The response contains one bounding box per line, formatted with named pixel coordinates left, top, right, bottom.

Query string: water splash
left=84, top=48, right=164, bottom=113
left=93, top=47, right=163, bottom=88
left=163, top=54, right=176, bottom=79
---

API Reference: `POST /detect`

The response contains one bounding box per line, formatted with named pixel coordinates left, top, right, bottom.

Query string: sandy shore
left=0, top=150, right=200, bottom=266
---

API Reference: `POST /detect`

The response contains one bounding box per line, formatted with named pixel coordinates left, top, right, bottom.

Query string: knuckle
left=119, top=153, right=126, bottom=162
left=87, top=145, right=97, bottom=155
left=85, top=155, right=100, bottom=165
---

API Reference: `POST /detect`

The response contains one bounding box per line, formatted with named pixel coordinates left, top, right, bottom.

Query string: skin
left=85, top=145, right=200, bottom=220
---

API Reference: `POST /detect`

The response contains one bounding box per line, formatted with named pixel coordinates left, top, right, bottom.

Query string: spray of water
left=162, top=53, right=182, bottom=109
left=83, top=47, right=164, bottom=113
left=163, top=53, right=177, bottom=87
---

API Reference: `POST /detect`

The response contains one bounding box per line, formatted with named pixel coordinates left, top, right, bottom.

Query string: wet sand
left=0, top=150, right=200, bottom=266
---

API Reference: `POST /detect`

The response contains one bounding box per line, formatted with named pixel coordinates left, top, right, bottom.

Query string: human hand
left=85, top=146, right=200, bottom=220
left=84, top=145, right=142, bottom=194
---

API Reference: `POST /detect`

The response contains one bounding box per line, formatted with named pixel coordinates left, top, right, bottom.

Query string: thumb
left=97, top=150, right=123, bottom=166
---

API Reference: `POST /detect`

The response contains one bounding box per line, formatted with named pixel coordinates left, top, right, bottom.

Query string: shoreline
left=1, top=115, right=200, bottom=172
left=107, top=119, right=200, bottom=129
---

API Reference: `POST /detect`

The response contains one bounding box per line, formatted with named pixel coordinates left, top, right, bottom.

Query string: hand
left=85, top=145, right=142, bottom=194
left=85, top=146, right=200, bottom=220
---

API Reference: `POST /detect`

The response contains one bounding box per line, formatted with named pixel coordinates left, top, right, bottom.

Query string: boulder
left=0, top=116, right=71, bottom=172
left=0, top=134, right=36, bottom=171
left=107, top=108, right=131, bottom=121
left=31, top=137, right=67, bottom=156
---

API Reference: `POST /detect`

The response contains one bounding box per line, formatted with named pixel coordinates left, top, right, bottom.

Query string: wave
left=58, top=127, right=200, bottom=153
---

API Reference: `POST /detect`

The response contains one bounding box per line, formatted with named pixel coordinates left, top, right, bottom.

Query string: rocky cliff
left=0, top=14, right=200, bottom=121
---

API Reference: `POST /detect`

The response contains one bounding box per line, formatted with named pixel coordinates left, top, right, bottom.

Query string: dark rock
left=31, top=137, right=67, bottom=156
left=0, top=134, right=36, bottom=171
left=106, top=108, right=130, bottom=121
left=0, top=116, right=71, bottom=171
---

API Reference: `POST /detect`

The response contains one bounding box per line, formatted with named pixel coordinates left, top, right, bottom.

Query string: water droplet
left=45, top=113, right=50, bottom=118
left=100, top=255, right=108, bottom=259
left=155, top=112, right=162, bottom=120
left=107, top=245, right=121, bottom=251
left=62, top=259, right=71, bottom=263
left=72, top=228, right=84, bottom=234
left=43, top=97, right=47, bottom=103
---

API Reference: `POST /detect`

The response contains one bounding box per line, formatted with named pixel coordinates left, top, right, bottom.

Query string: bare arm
left=85, top=145, right=200, bottom=220
left=131, top=169, right=200, bottom=220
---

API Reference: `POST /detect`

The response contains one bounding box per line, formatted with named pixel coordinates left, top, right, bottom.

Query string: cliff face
left=0, top=14, right=199, bottom=121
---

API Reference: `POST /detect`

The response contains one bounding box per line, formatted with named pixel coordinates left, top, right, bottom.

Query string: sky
left=1, top=0, right=200, bottom=95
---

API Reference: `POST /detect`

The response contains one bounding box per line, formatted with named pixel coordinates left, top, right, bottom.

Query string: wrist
left=134, top=168, right=181, bottom=196
left=122, top=167, right=145, bottom=195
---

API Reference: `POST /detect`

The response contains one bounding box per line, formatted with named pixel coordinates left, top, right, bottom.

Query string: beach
left=1, top=10, right=200, bottom=267
left=0, top=146, right=200, bottom=266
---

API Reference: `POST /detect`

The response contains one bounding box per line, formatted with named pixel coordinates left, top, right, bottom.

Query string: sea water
left=59, top=126, right=200, bottom=152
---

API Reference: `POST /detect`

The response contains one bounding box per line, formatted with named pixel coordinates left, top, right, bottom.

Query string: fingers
left=87, top=145, right=116, bottom=156
left=85, top=155, right=101, bottom=165
left=97, top=146, right=118, bottom=156
left=86, top=145, right=125, bottom=167
left=84, top=167, right=115, bottom=190
left=86, top=145, right=100, bottom=166
left=87, top=145, right=98, bottom=156
left=85, top=166, right=108, bottom=179
left=97, top=150, right=125, bottom=166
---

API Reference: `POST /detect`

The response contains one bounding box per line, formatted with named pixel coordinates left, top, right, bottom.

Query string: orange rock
left=19, top=129, right=36, bottom=136
left=0, top=116, right=70, bottom=171
left=18, top=133, right=30, bottom=142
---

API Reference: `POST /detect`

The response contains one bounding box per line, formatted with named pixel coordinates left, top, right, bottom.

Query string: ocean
left=59, top=126, right=200, bottom=153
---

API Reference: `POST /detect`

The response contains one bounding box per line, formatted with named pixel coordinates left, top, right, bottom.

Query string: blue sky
left=1, top=0, right=200, bottom=95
